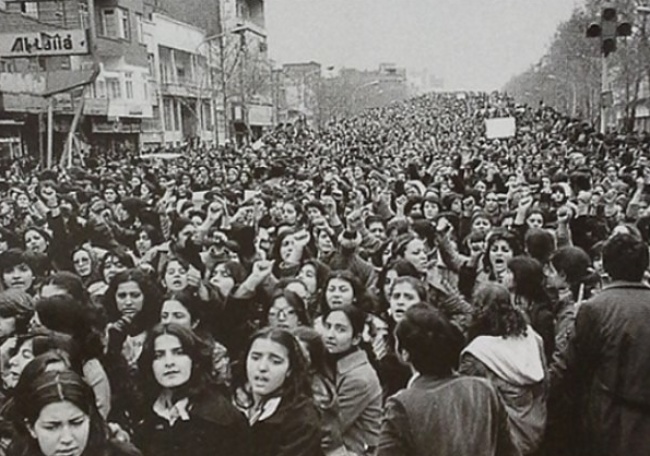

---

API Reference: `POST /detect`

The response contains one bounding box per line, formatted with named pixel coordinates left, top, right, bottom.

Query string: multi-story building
left=87, top=0, right=151, bottom=154
left=0, top=0, right=274, bottom=159
left=218, top=0, right=273, bottom=144
left=146, top=0, right=273, bottom=145
left=0, top=0, right=152, bottom=161
left=140, top=13, right=214, bottom=147
left=279, top=62, right=322, bottom=127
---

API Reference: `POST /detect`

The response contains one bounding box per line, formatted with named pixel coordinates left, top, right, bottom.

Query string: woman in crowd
left=88, top=250, right=135, bottom=299
left=460, top=283, right=547, bottom=455
left=160, top=257, right=192, bottom=293
left=0, top=249, right=40, bottom=296
left=293, top=326, right=345, bottom=456
left=207, top=260, right=248, bottom=306
left=316, top=270, right=389, bottom=362
left=7, top=369, right=141, bottom=456
left=135, top=323, right=249, bottom=456
left=234, top=327, right=322, bottom=456
left=387, top=276, right=427, bottom=323
left=159, top=290, right=230, bottom=385
left=322, top=305, right=382, bottom=455
left=479, top=229, right=522, bottom=285
left=271, top=229, right=311, bottom=279
left=503, top=256, right=556, bottom=360
left=133, top=224, right=163, bottom=262
left=266, top=288, right=310, bottom=331
left=103, top=268, right=162, bottom=369
left=296, top=259, right=331, bottom=319
left=33, top=294, right=112, bottom=420
left=71, top=246, right=101, bottom=289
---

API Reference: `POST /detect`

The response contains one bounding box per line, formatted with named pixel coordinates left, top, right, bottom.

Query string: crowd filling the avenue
left=0, top=92, right=647, bottom=456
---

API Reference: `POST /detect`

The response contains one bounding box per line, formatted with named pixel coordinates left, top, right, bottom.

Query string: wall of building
left=281, top=62, right=321, bottom=127
left=140, top=13, right=214, bottom=147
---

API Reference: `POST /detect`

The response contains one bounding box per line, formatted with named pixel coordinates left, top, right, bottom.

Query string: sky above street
left=266, top=0, right=580, bottom=91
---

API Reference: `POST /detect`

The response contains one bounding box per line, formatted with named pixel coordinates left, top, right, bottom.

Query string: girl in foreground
left=235, top=327, right=323, bottom=456
left=7, top=369, right=141, bottom=456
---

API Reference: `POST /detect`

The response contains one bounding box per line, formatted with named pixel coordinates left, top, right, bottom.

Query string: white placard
left=485, top=117, right=516, bottom=139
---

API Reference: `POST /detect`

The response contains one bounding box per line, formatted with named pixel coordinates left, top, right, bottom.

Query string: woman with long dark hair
left=159, top=290, right=231, bottom=386
left=103, top=268, right=162, bottom=369
left=234, top=327, right=322, bottom=456
left=503, top=256, right=556, bottom=360
left=460, top=283, right=547, bottom=455
left=135, top=323, right=249, bottom=456
left=293, top=327, right=345, bottom=456
left=7, top=369, right=141, bottom=456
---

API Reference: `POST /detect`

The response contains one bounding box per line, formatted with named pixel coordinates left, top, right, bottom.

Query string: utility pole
left=587, top=3, right=632, bottom=133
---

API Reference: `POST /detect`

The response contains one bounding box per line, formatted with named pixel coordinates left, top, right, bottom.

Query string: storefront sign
left=92, top=119, right=141, bottom=134
left=0, top=29, right=88, bottom=57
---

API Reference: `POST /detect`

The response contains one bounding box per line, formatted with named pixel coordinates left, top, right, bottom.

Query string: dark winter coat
left=558, top=281, right=650, bottom=456
left=248, top=395, right=323, bottom=456
left=135, top=388, right=251, bottom=456
left=378, top=374, right=518, bottom=456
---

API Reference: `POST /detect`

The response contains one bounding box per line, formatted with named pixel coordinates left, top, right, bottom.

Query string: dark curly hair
left=234, top=327, right=311, bottom=409
left=470, top=283, right=527, bottom=340
left=138, top=323, right=215, bottom=405
left=318, top=269, right=376, bottom=315
left=103, top=268, right=163, bottom=335
left=482, top=229, right=523, bottom=279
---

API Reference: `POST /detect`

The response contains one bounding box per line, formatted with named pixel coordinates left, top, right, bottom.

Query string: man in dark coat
left=559, top=232, right=650, bottom=456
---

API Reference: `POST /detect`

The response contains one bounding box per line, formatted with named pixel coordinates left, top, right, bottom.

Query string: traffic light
left=585, top=4, right=632, bottom=57
left=602, top=6, right=617, bottom=56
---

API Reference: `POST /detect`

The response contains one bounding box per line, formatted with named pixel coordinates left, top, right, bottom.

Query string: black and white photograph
left=0, top=0, right=649, bottom=455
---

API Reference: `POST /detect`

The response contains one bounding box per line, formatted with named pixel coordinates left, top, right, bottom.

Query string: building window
left=78, top=2, right=88, bottom=28
left=101, top=8, right=130, bottom=39
left=21, top=1, right=38, bottom=19
left=95, top=80, right=106, bottom=98
left=101, top=9, right=118, bottom=37
left=147, top=53, right=155, bottom=78
left=121, top=9, right=130, bottom=40
left=106, top=77, right=121, bottom=99
left=152, top=105, right=160, bottom=128
left=163, top=98, right=173, bottom=131
left=124, top=72, right=134, bottom=99
left=202, top=101, right=211, bottom=130
left=136, top=13, right=144, bottom=43
left=0, top=59, right=16, bottom=73
left=172, top=99, right=180, bottom=131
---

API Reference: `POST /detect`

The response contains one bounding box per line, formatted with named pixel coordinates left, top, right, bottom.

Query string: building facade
left=0, top=0, right=152, bottom=161
left=140, top=13, right=214, bottom=147
left=0, top=0, right=274, bottom=161
left=279, top=61, right=322, bottom=128
left=218, top=0, right=273, bottom=144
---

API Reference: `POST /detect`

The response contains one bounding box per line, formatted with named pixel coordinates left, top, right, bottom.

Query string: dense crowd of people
left=0, top=91, right=647, bottom=456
